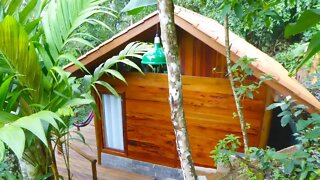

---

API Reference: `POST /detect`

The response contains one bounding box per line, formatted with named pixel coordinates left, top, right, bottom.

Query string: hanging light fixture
left=142, top=34, right=166, bottom=65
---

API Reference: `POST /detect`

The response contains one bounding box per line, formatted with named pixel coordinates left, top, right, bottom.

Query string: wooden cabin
left=65, top=6, right=320, bottom=177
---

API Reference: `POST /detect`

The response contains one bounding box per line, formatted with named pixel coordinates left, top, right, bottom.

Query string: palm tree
left=0, top=0, right=151, bottom=178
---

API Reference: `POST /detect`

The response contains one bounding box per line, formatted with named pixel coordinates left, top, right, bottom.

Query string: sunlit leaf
left=294, top=32, right=320, bottom=71
left=0, top=125, right=25, bottom=158
left=283, top=159, right=294, bottom=174
left=58, top=54, right=90, bottom=74
left=305, top=128, right=320, bottom=139
left=6, top=0, right=22, bottom=15
left=19, top=0, right=40, bottom=24
left=285, top=9, right=320, bottom=37
left=94, top=80, right=119, bottom=96
left=122, top=0, right=156, bottom=15
left=0, top=16, right=44, bottom=102
left=266, top=102, right=285, bottom=110
left=281, top=114, right=291, bottom=127
left=267, top=151, right=288, bottom=160
left=104, top=69, right=127, bottom=84
left=42, top=0, right=114, bottom=61
left=60, top=98, right=94, bottom=108
left=14, top=116, right=48, bottom=147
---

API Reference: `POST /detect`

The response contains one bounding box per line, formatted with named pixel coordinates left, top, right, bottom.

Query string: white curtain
left=102, top=94, right=124, bottom=151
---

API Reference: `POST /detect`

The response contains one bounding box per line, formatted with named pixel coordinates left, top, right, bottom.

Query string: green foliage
left=0, top=111, right=62, bottom=159
left=210, top=134, right=241, bottom=165
left=231, top=57, right=272, bottom=100
left=198, top=0, right=320, bottom=178
left=274, top=43, right=308, bottom=72
left=68, top=1, right=156, bottom=59
left=213, top=0, right=280, bottom=29
left=122, top=0, right=156, bottom=15
left=266, top=96, right=308, bottom=127
left=85, top=42, right=151, bottom=101
left=285, top=9, right=320, bottom=37
left=0, top=16, right=45, bottom=103
left=213, top=98, right=320, bottom=179
left=248, top=111, right=320, bottom=178
left=42, top=0, right=114, bottom=64
left=285, top=9, right=320, bottom=73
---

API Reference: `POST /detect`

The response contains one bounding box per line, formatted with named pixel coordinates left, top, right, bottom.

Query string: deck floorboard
left=56, top=122, right=153, bottom=180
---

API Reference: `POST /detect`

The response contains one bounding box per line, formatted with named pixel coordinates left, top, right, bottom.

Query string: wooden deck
left=56, top=122, right=153, bottom=180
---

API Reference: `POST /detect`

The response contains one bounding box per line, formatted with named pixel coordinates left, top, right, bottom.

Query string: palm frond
left=0, top=16, right=45, bottom=103
left=0, top=110, right=63, bottom=158
left=91, top=42, right=152, bottom=97
left=42, top=0, right=113, bottom=62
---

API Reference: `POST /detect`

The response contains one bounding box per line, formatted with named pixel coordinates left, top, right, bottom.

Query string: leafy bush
left=212, top=97, right=320, bottom=179
left=210, top=134, right=241, bottom=166
left=266, top=96, right=308, bottom=128
left=274, top=43, right=308, bottom=72
left=231, top=57, right=272, bottom=100
left=247, top=112, right=320, bottom=179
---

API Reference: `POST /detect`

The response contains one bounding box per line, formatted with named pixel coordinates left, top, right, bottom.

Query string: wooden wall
left=177, top=27, right=227, bottom=78
left=99, top=73, right=268, bottom=168
left=94, top=26, right=272, bottom=168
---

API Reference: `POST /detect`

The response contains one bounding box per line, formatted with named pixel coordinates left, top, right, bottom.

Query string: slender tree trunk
left=157, top=0, right=197, bottom=179
left=224, top=15, right=249, bottom=153
left=48, top=139, right=59, bottom=180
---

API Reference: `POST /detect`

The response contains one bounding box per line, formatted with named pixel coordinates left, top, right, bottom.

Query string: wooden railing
left=69, top=143, right=97, bottom=180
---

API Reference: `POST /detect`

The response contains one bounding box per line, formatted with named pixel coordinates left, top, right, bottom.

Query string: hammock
left=73, top=110, right=94, bottom=128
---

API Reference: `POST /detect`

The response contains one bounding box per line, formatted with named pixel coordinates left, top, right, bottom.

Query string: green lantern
left=142, top=35, right=166, bottom=65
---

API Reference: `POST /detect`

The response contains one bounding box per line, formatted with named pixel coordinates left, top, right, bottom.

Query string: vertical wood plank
left=193, top=38, right=201, bottom=76
left=204, top=45, right=213, bottom=77
left=258, top=89, right=274, bottom=148
left=181, top=31, right=194, bottom=76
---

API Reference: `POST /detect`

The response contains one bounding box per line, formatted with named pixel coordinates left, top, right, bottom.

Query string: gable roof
left=64, top=6, right=320, bottom=112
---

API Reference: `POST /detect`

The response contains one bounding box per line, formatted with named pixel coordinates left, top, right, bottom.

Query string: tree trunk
left=157, top=1, right=197, bottom=179
left=224, top=15, right=249, bottom=153
left=48, top=139, right=59, bottom=180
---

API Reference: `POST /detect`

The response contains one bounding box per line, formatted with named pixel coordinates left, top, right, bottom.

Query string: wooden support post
left=259, top=89, right=274, bottom=148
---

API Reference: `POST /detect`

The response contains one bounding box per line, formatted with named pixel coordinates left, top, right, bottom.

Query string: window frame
left=98, top=90, right=127, bottom=157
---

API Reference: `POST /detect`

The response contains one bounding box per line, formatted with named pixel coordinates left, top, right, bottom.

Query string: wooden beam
left=258, top=88, right=274, bottom=148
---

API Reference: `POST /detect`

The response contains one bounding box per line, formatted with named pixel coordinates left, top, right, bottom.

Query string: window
left=102, top=94, right=124, bottom=151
